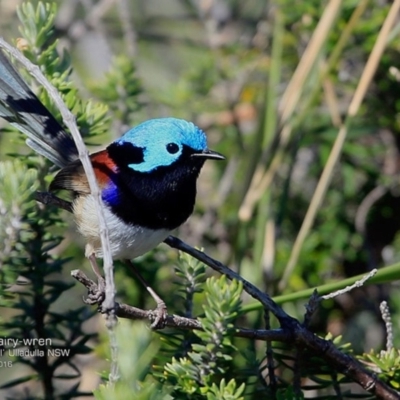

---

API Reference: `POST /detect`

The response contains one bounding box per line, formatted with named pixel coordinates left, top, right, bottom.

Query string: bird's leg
left=88, top=253, right=106, bottom=287
left=83, top=251, right=106, bottom=305
left=124, top=259, right=167, bottom=329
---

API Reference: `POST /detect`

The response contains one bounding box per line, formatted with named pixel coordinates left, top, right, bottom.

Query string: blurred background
left=0, top=0, right=400, bottom=397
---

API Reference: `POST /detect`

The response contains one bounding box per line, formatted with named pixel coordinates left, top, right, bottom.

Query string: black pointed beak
left=192, top=149, right=225, bottom=160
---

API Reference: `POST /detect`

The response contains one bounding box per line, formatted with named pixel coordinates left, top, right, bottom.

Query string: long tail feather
left=0, top=50, right=78, bottom=167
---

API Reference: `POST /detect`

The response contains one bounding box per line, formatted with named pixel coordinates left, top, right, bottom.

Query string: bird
left=0, top=49, right=224, bottom=326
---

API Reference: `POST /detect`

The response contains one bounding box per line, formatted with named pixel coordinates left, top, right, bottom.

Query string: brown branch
left=163, top=236, right=400, bottom=400
left=164, top=236, right=296, bottom=328
left=71, top=269, right=289, bottom=342
left=295, top=327, right=400, bottom=399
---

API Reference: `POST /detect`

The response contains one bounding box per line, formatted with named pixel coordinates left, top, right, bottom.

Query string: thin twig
left=293, top=346, right=303, bottom=399
left=321, top=269, right=377, bottom=300
left=332, top=371, right=343, bottom=400
left=355, top=186, right=388, bottom=234
left=264, top=310, right=277, bottom=396
left=0, top=39, right=118, bottom=382
left=304, top=289, right=320, bottom=327
left=304, top=270, right=377, bottom=319
left=380, top=301, right=393, bottom=352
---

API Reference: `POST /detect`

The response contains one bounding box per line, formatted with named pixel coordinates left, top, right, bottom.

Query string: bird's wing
left=49, top=159, right=90, bottom=194
left=49, top=150, right=117, bottom=195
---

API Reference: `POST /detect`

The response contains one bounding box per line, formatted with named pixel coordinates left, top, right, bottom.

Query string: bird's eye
left=166, top=143, right=179, bottom=154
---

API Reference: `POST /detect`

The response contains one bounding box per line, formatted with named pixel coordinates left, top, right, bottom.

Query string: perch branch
left=164, top=236, right=296, bottom=328
left=71, top=269, right=289, bottom=342
left=163, top=237, right=400, bottom=400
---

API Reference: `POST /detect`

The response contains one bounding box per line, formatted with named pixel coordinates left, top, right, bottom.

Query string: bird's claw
left=150, top=301, right=168, bottom=329
left=83, top=276, right=106, bottom=305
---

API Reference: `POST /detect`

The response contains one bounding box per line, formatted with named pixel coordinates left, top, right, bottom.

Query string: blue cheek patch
left=128, top=147, right=180, bottom=172
left=128, top=163, right=149, bottom=172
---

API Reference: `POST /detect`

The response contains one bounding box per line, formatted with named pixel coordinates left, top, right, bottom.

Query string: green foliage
left=17, top=2, right=59, bottom=54
left=95, top=322, right=169, bottom=400
left=17, top=1, right=110, bottom=141
left=163, top=276, right=245, bottom=399
left=0, top=160, right=38, bottom=277
left=0, top=158, right=95, bottom=398
left=174, top=251, right=207, bottom=318
left=205, top=379, right=245, bottom=400
left=360, top=348, right=400, bottom=389
left=95, top=273, right=245, bottom=400
left=276, top=386, right=304, bottom=400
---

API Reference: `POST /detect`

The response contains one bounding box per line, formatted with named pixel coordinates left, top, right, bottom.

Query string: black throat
left=106, top=144, right=205, bottom=230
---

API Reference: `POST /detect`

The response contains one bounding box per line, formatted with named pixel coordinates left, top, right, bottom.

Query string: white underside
left=73, top=195, right=170, bottom=259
